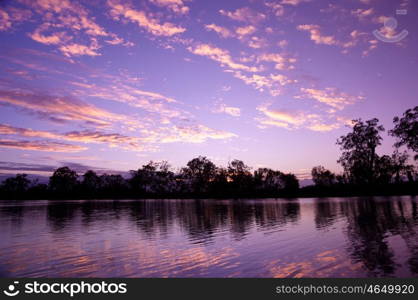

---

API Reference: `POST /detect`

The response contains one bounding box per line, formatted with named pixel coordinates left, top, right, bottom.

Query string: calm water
left=0, top=197, right=417, bottom=278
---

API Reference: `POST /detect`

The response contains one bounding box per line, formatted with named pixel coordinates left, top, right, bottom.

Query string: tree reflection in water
left=0, top=197, right=417, bottom=277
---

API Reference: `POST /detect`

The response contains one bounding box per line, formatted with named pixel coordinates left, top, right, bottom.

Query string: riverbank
left=1, top=182, right=417, bottom=200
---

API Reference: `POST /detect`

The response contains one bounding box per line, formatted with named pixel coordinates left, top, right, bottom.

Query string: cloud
left=297, top=24, right=338, bottom=45
left=270, top=74, right=297, bottom=86
left=29, top=26, right=70, bottom=45
left=0, top=139, right=87, bottom=152
left=265, top=2, right=285, bottom=17
left=0, top=124, right=145, bottom=151
left=59, top=40, right=101, bottom=57
left=0, top=89, right=130, bottom=127
left=0, top=124, right=58, bottom=139
left=257, top=104, right=305, bottom=126
left=233, top=72, right=271, bottom=92
left=205, top=24, right=233, bottom=38
left=281, top=0, right=311, bottom=5
left=0, top=161, right=56, bottom=172
left=235, top=25, right=256, bottom=37
left=0, top=9, right=10, bottom=31
left=22, top=0, right=107, bottom=36
left=0, top=7, right=32, bottom=31
left=188, top=43, right=260, bottom=72
left=149, top=0, right=190, bottom=15
left=351, top=8, right=374, bottom=20
left=212, top=102, right=241, bottom=117
left=219, top=7, right=266, bottom=24
left=69, top=77, right=185, bottom=122
left=159, top=124, right=237, bottom=143
left=8, top=0, right=134, bottom=58
left=105, top=34, right=133, bottom=46
left=306, top=122, right=340, bottom=132
left=296, top=87, right=363, bottom=110
left=247, top=36, right=267, bottom=49
left=258, top=53, right=296, bottom=70
left=108, top=0, right=185, bottom=36
left=0, top=161, right=120, bottom=175
left=204, top=24, right=262, bottom=48
left=221, top=85, right=231, bottom=92
left=297, top=24, right=375, bottom=55
left=233, top=72, right=296, bottom=96
left=256, top=102, right=344, bottom=132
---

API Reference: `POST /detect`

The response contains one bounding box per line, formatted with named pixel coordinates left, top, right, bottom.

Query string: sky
left=0, top=0, right=417, bottom=180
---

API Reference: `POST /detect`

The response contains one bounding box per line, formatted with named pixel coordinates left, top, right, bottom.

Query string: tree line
left=1, top=106, right=417, bottom=199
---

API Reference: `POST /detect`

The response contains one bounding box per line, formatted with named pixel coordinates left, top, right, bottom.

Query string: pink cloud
left=219, top=7, right=266, bottom=24
left=297, top=87, right=364, bottom=110
left=297, top=24, right=338, bottom=45
left=0, top=124, right=146, bottom=151
left=188, top=43, right=260, bottom=72
left=256, top=103, right=344, bottom=132
left=0, top=89, right=129, bottom=128
left=59, top=40, right=101, bottom=57
left=108, top=0, right=186, bottom=36
left=0, top=139, right=87, bottom=152
left=149, top=0, right=190, bottom=15
left=0, top=7, right=32, bottom=31
left=205, top=24, right=233, bottom=38
left=212, top=102, right=241, bottom=117
left=258, top=53, right=296, bottom=70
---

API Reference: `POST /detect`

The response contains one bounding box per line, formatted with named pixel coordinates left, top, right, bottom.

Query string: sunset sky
left=0, top=0, right=417, bottom=179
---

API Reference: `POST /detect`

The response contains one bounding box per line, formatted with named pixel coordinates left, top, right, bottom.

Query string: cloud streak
left=150, top=0, right=190, bottom=15
left=108, top=0, right=186, bottom=36
left=256, top=103, right=344, bottom=132
left=0, top=89, right=131, bottom=128
left=0, top=139, right=87, bottom=152
left=188, top=43, right=260, bottom=72
left=297, top=87, right=363, bottom=110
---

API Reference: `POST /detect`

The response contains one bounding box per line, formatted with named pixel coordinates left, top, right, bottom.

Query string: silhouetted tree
left=100, top=174, right=127, bottom=195
left=311, top=166, right=335, bottom=186
left=49, top=167, right=78, bottom=195
left=1, top=174, right=31, bottom=195
left=390, top=106, right=418, bottom=159
left=374, top=155, right=395, bottom=185
left=227, top=160, right=253, bottom=193
left=210, top=167, right=229, bottom=194
left=337, top=118, right=385, bottom=184
left=129, top=161, right=158, bottom=194
left=182, top=156, right=216, bottom=193
left=82, top=170, right=102, bottom=195
left=390, top=150, right=414, bottom=183
left=254, top=168, right=283, bottom=193
left=129, top=161, right=176, bottom=194
left=279, top=173, right=299, bottom=193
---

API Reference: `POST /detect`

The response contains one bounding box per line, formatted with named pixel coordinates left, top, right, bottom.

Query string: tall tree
left=182, top=156, right=216, bottom=193
left=49, top=167, right=78, bottom=194
left=390, top=150, right=414, bottom=183
left=390, top=106, right=418, bottom=160
left=129, top=161, right=173, bottom=194
left=278, top=173, right=299, bottom=193
left=82, top=170, right=102, bottom=194
left=227, top=159, right=252, bottom=193
left=1, top=174, right=31, bottom=193
left=254, top=168, right=283, bottom=193
left=311, top=166, right=335, bottom=186
left=336, top=118, right=385, bottom=184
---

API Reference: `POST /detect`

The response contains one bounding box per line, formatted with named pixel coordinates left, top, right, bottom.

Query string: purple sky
left=0, top=0, right=417, bottom=179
